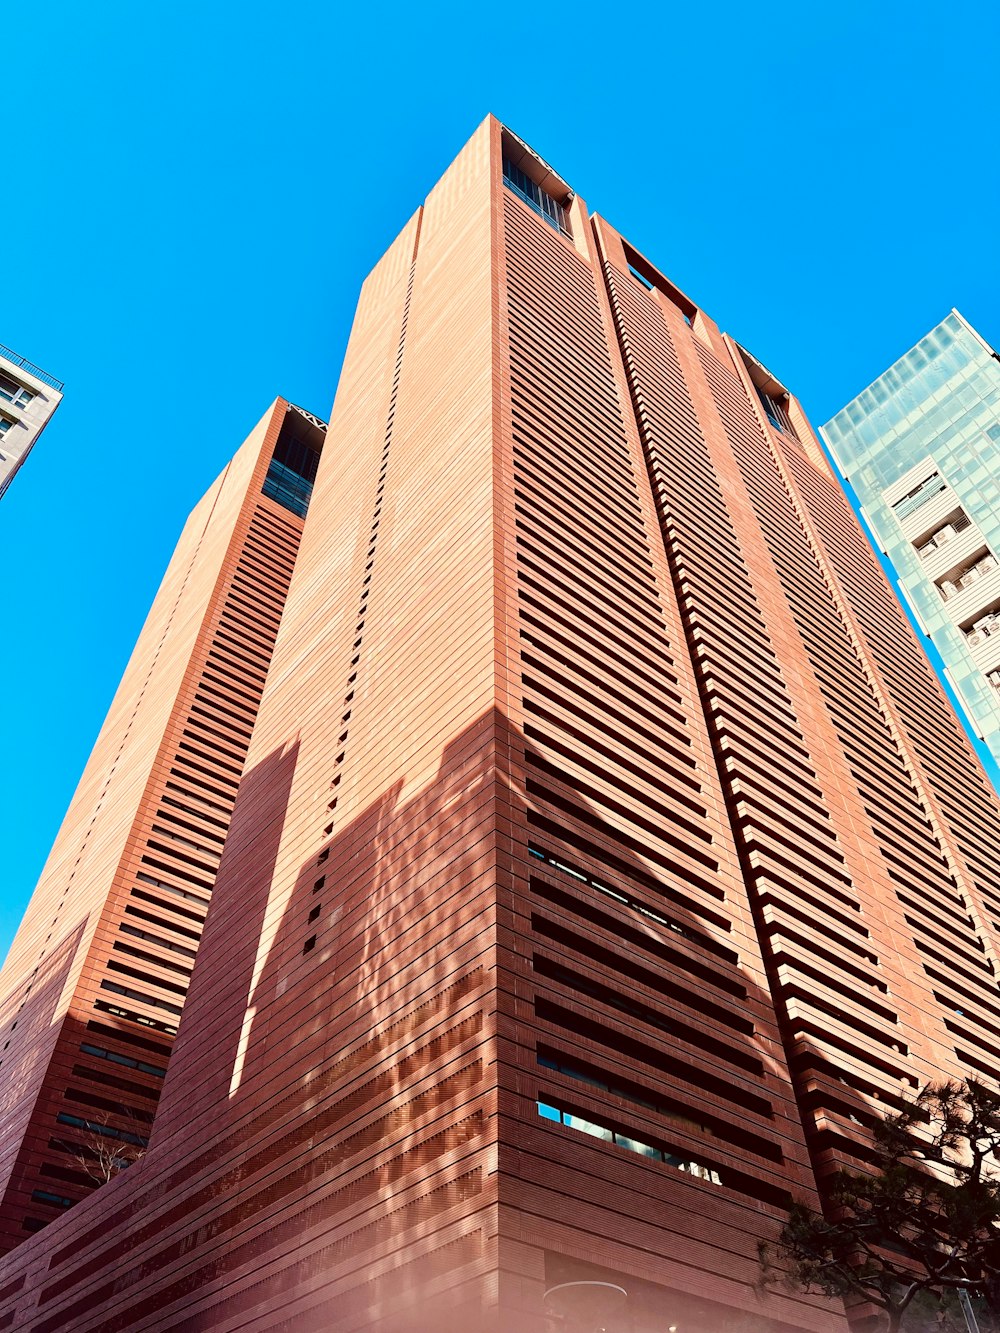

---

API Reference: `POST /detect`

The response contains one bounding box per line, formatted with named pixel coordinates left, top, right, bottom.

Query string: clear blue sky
left=3, top=0, right=998, bottom=963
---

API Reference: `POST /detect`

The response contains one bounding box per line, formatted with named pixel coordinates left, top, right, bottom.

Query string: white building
left=0, top=345, right=63, bottom=501
left=822, top=311, right=1000, bottom=765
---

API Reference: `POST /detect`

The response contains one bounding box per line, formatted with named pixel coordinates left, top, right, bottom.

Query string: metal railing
left=0, top=343, right=64, bottom=392
left=892, top=475, right=947, bottom=522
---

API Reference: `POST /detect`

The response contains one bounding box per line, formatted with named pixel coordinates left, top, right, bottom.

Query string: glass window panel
left=613, top=1133, right=661, bottom=1159
left=563, top=1113, right=613, bottom=1141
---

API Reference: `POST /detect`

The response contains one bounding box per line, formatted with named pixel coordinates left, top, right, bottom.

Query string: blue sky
left=2, top=0, right=998, bottom=962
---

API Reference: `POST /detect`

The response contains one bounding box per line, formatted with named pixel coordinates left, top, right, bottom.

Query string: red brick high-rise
left=0, top=400, right=324, bottom=1251
left=0, top=117, right=999, bottom=1331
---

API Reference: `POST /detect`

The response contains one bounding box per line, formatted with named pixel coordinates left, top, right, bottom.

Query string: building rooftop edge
left=0, top=343, right=63, bottom=393
left=820, top=309, right=995, bottom=435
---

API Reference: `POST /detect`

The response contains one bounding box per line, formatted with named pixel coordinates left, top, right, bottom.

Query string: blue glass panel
left=263, top=458, right=314, bottom=518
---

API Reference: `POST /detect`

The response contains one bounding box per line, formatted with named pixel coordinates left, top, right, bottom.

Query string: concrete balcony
left=897, top=484, right=962, bottom=544
left=941, top=564, right=1000, bottom=628
left=917, top=524, right=985, bottom=580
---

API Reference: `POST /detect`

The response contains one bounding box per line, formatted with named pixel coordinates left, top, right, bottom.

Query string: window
left=502, top=157, right=570, bottom=236
left=736, top=346, right=801, bottom=435
left=0, top=370, right=34, bottom=408
left=528, top=843, right=707, bottom=949
left=622, top=242, right=697, bottom=325
left=56, top=1112, right=148, bottom=1147
left=0, top=417, right=12, bottom=436
left=262, top=431, right=319, bottom=518
left=537, top=1101, right=722, bottom=1183
left=31, top=1190, right=73, bottom=1210
left=79, top=1043, right=166, bottom=1078
left=538, top=1050, right=719, bottom=1142
left=756, top=387, right=798, bottom=439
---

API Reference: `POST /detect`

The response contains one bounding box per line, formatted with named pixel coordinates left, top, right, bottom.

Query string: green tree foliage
left=759, top=1081, right=1000, bottom=1332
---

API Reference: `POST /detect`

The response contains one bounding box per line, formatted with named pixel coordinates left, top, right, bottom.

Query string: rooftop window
left=262, top=430, right=320, bottom=518
left=756, top=387, right=798, bottom=439
left=502, top=156, right=570, bottom=236
left=622, top=242, right=697, bottom=325
left=736, top=346, right=801, bottom=438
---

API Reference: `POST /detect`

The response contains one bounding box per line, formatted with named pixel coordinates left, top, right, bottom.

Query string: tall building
left=0, top=399, right=323, bottom=1251
left=821, top=311, right=1000, bottom=765
left=1, top=117, right=999, bottom=1332
left=0, top=344, right=63, bottom=500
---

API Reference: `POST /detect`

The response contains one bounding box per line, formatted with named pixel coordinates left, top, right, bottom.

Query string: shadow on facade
left=0, top=711, right=842, bottom=1333
left=149, top=735, right=302, bottom=1135
left=0, top=919, right=89, bottom=1250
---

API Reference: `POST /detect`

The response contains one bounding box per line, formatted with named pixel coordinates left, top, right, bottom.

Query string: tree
left=65, top=1111, right=147, bottom=1185
left=759, top=1080, right=1000, bottom=1332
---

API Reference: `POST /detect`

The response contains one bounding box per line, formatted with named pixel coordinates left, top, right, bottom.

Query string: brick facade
left=0, top=118, right=998, bottom=1331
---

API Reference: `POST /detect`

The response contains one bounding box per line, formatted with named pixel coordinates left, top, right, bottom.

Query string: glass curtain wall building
left=822, top=312, right=1000, bottom=764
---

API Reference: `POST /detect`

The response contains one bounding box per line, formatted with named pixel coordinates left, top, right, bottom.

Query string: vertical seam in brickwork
left=309, top=259, right=417, bottom=951
left=596, top=261, right=836, bottom=1181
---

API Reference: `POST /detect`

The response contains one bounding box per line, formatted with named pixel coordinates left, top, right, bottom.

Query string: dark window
left=79, top=1042, right=166, bottom=1078
left=31, top=1190, right=73, bottom=1209
left=262, top=433, right=319, bottom=518
left=0, top=370, right=33, bottom=408
left=55, top=1112, right=148, bottom=1148
left=502, top=157, right=570, bottom=236
left=756, top=386, right=798, bottom=440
